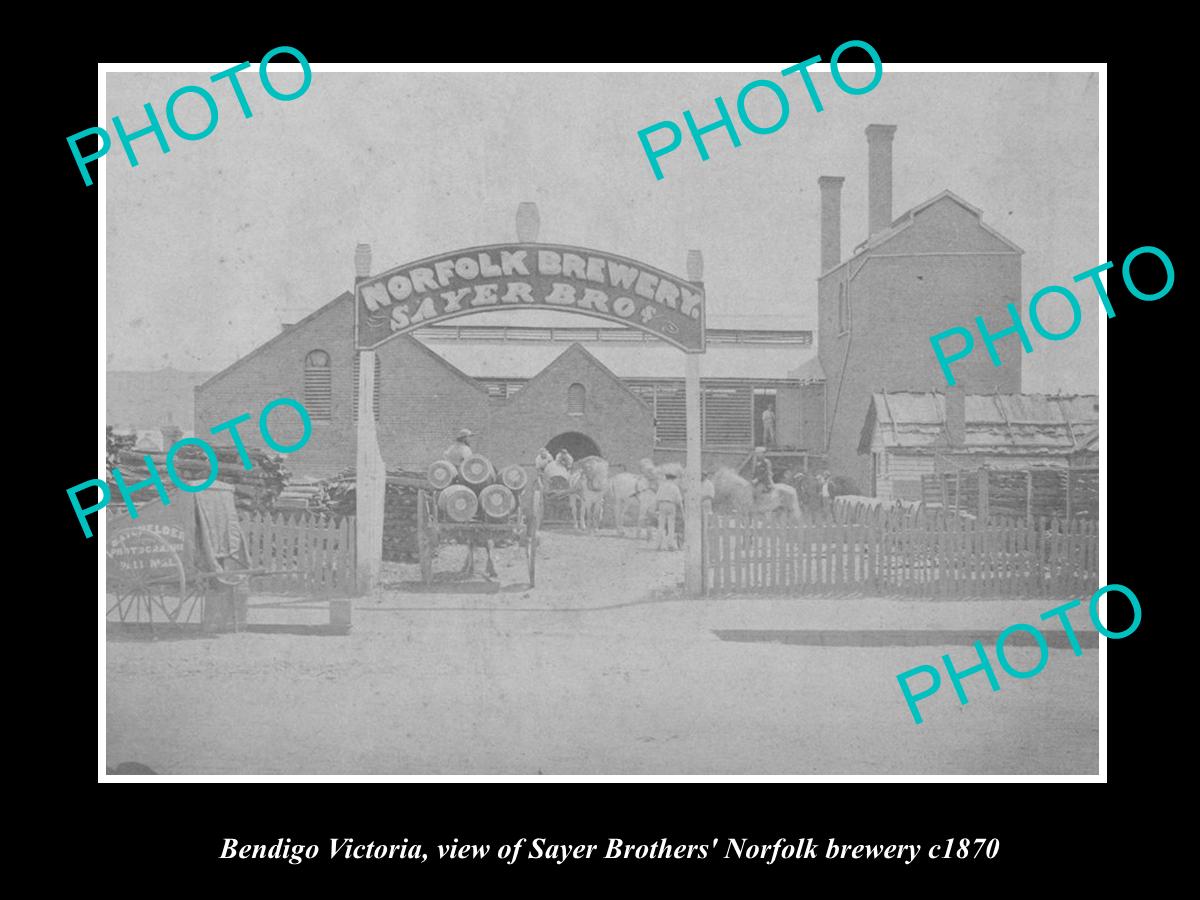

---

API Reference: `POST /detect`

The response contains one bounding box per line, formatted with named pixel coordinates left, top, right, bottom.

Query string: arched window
left=352, top=354, right=382, bottom=422
left=567, top=382, right=586, bottom=415
left=304, top=350, right=332, bottom=420
left=837, top=283, right=849, bottom=334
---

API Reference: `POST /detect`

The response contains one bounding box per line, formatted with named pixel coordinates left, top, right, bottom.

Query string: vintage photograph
left=103, top=67, right=1101, bottom=775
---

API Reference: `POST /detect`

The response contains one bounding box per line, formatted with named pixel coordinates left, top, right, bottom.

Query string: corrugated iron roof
left=861, top=391, right=1099, bottom=454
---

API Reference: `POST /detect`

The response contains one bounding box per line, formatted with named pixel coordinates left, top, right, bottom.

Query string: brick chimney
left=818, top=175, right=845, bottom=273
left=865, top=124, right=897, bottom=237
left=355, top=243, right=372, bottom=279
left=516, top=201, right=540, bottom=242
left=945, top=385, right=966, bottom=446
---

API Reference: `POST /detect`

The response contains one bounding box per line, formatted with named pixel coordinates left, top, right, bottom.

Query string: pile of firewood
left=307, top=467, right=425, bottom=562
left=109, top=444, right=289, bottom=515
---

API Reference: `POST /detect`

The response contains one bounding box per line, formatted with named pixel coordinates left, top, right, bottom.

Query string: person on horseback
left=745, top=446, right=774, bottom=494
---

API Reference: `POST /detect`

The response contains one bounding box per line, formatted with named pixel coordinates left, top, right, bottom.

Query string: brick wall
left=196, top=297, right=655, bottom=478
left=818, top=196, right=1023, bottom=494
left=485, top=344, right=654, bottom=472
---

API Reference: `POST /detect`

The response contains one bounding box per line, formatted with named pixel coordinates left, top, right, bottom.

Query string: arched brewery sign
left=355, top=243, right=706, bottom=353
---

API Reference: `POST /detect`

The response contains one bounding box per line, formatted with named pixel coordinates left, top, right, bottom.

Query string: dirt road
left=106, top=529, right=1099, bottom=775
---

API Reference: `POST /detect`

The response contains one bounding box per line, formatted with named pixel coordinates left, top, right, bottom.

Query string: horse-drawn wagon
left=416, top=457, right=541, bottom=586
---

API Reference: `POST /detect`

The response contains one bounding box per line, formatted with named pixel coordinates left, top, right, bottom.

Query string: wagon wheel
left=106, top=529, right=187, bottom=626
left=417, top=491, right=435, bottom=584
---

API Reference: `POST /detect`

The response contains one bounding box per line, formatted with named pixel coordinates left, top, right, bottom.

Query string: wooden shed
left=858, top=389, right=1099, bottom=501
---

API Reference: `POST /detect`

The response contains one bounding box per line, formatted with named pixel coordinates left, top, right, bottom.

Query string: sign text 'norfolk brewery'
left=356, top=243, right=707, bottom=353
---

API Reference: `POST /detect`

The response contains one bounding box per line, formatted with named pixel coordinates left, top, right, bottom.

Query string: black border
left=34, top=16, right=1173, bottom=885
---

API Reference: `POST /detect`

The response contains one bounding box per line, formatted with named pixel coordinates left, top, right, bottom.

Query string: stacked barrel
left=426, top=455, right=529, bottom=522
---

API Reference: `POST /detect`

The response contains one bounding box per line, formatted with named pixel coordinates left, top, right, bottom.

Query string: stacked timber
left=308, top=467, right=425, bottom=563
left=111, top=444, right=289, bottom=514
left=275, top=478, right=324, bottom=510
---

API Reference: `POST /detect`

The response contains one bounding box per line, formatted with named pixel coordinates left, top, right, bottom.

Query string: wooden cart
left=106, top=490, right=268, bottom=628
left=415, top=484, right=540, bottom=587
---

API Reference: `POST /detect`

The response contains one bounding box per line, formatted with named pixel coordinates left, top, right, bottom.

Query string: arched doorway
left=546, top=431, right=601, bottom=460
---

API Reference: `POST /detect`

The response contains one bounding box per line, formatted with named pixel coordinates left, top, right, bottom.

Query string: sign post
left=684, top=351, right=703, bottom=596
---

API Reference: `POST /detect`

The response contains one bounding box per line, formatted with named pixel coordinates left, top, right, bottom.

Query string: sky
left=106, top=68, right=1100, bottom=394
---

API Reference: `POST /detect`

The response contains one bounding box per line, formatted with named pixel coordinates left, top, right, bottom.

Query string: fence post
left=1065, top=468, right=1073, bottom=523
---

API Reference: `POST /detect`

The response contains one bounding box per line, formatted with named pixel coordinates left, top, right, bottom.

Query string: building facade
left=858, top=389, right=1099, bottom=501
left=816, top=125, right=1025, bottom=493
left=195, top=293, right=820, bottom=478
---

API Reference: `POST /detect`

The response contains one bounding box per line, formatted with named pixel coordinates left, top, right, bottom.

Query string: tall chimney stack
left=516, top=201, right=540, bottom=242
left=817, top=175, right=845, bottom=273
left=354, top=243, right=372, bottom=279
left=865, top=124, right=897, bottom=237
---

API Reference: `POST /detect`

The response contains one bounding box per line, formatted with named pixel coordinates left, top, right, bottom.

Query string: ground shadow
left=713, top=629, right=1100, bottom=648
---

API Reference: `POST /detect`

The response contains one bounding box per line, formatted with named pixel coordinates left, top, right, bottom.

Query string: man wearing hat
left=745, top=446, right=774, bottom=493
left=444, top=428, right=476, bottom=469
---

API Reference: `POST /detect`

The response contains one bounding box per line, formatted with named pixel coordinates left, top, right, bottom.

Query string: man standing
left=444, top=428, right=476, bottom=468
left=762, top=405, right=776, bottom=446
left=655, top=470, right=684, bottom=551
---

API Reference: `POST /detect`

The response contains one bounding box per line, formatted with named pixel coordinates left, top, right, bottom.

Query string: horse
left=568, top=455, right=609, bottom=531
left=607, top=470, right=657, bottom=539
left=710, top=467, right=801, bottom=523
left=754, top=481, right=802, bottom=522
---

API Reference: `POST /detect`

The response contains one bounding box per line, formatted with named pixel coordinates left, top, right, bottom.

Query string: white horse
left=754, top=481, right=802, bottom=522
left=710, top=466, right=800, bottom=523
left=568, top=456, right=609, bottom=531
left=608, top=471, right=658, bottom=539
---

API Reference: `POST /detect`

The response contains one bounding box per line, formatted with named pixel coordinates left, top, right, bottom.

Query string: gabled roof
left=417, top=336, right=815, bottom=381
left=197, top=291, right=354, bottom=390
left=788, top=356, right=826, bottom=383
left=508, top=342, right=651, bottom=411
left=859, top=391, right=1099, bottom=455
left=823, top=190, right=1023, bottom=278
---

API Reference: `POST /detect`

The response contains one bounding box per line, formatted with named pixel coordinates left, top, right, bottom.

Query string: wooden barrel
left=459, top=454, right=495, bottom=487
left=500, top=464, right=528, bottom=492
left=437, top=484, right=478, bottom=522
left=479, top=484, right=517, bottom=520
left=427, top=459, right=458, bottom=490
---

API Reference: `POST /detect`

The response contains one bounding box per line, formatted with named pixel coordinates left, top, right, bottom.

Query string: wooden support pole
left=684, top=352, right=703, bottom=596
left=355, top=348, right=385, bottom=594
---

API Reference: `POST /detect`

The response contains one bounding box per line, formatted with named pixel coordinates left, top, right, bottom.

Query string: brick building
left=816, top=125, right=1024, bottom=493
left=194, top=124, right=1035, bottom=491
left=195, top=294, right=819, bottom=478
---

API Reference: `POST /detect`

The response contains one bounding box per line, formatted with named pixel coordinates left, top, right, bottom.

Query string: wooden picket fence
left=704, top=510, right=1097, bottom=598
left=239, top=512, right=356, bottom=595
